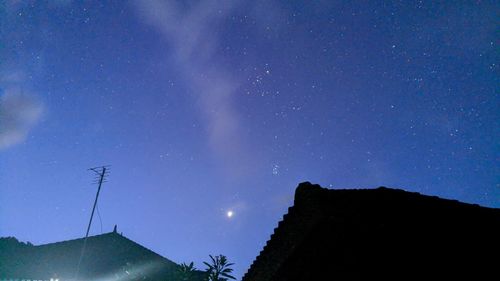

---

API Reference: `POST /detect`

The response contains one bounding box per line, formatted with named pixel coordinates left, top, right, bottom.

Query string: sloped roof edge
left=242, top=182, right=499, bottom=281
left=34, top=231, right=177, bottom=265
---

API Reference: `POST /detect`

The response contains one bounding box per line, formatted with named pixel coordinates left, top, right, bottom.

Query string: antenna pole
left=75, top=165, right=110, bottom=280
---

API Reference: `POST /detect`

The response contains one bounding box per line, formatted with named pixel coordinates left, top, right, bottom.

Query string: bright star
left=227, top=210, right=234, bottom=218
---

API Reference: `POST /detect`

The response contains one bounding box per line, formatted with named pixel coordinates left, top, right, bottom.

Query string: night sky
left=1, top=0, right=498, bottom=278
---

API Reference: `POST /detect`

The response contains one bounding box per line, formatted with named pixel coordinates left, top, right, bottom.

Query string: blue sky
left=1, top=0, right=499, bottom=278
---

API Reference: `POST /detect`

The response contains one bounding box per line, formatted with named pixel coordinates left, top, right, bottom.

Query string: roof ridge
left=294, top=182, right=495, bottom=210
left=34, top=231, right=177, bottom=265
left=34, top=231, right=116, bottom=248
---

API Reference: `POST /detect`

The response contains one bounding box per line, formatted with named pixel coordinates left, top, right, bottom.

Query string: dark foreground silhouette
left=2, top=182, right=499, bottom=280
left=0, top=226, right=206, bottom=281
left=242, top=182, right=500, bottom=281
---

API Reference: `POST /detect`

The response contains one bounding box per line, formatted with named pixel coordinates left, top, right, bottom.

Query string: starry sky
left=0, top=0, right=498, bottom=278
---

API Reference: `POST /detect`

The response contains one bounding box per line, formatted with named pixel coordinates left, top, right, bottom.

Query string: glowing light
left=227, top=210, right=234, bottom=218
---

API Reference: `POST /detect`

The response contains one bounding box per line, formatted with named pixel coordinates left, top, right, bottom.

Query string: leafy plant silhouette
left=177, top=262, right=197, bottom=281
left=203, top=255, right=236, bottom=281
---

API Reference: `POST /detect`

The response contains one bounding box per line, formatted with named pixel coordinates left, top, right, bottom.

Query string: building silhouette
left=0, top=226, right=206, bottom=281
left=242, top=182, right=500, bottom=281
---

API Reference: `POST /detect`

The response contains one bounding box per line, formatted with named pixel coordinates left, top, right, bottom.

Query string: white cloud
left=0, top=87, right=43, bottom=150
left=133, top=0, right=253, bottom=175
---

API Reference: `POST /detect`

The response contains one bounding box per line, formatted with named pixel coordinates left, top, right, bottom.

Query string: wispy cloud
left=133, top=0, right=251, bottom=175
left=0, top=3, right=45, bottom=151
left=0, top=84, right=43, bottom=150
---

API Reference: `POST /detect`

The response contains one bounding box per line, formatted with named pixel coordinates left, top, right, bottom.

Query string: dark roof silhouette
left=242, top=182, right=500, bottom=281
left=0, top=227, right=206, bottom=281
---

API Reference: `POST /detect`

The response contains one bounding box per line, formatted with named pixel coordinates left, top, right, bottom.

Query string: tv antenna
left=75, top=165, right=110, bottom=280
